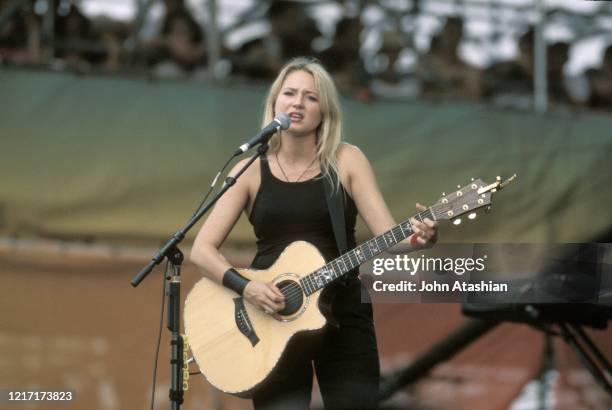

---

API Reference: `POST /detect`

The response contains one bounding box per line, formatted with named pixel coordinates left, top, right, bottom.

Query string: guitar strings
left=270, top=208, right=449, bottom=309
left=274, top=226, right=421, bottom=303
left=279, top=282, right=303, bottom=305
left=279, top=195, right=480, bottom=302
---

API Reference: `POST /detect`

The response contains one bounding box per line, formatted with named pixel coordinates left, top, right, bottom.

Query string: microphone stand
left=131, top=143, right=270, bottom=410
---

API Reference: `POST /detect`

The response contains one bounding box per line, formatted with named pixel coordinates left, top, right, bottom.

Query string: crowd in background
left=1, top=0, right=611, bottom=111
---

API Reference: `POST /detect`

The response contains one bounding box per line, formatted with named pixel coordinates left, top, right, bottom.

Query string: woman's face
left=274, top=70, right=322, bottom=137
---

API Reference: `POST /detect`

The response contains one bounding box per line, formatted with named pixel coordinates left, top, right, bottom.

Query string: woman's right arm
left=190, top=159, right=251, bottom=281
left=190, top=159, right=285, bottom=314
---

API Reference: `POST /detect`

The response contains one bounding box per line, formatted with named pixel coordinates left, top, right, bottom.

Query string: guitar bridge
left=233, top=297, right=259, bottom=347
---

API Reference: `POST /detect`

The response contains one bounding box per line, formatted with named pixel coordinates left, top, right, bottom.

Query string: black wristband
left=222, top=268, right=250, bottom=295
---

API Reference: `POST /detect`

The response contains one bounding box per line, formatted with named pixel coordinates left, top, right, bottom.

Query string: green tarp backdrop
left=1, top=68, right=611, bottom=246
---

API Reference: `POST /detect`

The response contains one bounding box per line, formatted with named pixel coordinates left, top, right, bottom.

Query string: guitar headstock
left=431, top=175, right=516, bottom=225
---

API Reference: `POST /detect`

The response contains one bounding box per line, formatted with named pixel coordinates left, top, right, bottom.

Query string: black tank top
left=248, top=156, right=357, bottom=270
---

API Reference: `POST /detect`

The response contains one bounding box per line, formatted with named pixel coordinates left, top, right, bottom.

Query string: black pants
left=253, top=278, right=380, bottom=409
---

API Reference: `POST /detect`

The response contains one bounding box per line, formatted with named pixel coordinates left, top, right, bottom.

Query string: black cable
left=175, top=155, right=241, bottom=382
left=149, top=260, right=169, bottom=410
left=189, top=155, right=236, bottom=221
left=145, top=152, right=253, bottom=406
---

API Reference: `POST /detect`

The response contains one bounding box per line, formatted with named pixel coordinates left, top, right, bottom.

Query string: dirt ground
left=1, top=240, right=610, bottom=410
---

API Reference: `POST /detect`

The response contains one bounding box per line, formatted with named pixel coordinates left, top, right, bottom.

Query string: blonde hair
left=262, top=57, right=342, bottom=185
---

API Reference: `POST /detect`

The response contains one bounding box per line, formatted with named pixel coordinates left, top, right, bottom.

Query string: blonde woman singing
left=191, top=57, right=438, bottom=409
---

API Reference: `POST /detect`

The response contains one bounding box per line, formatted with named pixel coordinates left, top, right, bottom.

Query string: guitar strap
left=323, top=170, right=358, bottom=329
left=323, top=169, right=348, bottom=256
left=323, top=169, right=360, bottom=289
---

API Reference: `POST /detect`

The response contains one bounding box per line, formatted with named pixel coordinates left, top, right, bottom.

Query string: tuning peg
left=470, top=178, right=475, bottom=182
left=496, top=176, right=501, bottom=181
left=453, top=218, right=462, bottom=226
left=468, top=212, right=477, bottom=220
left=485, top=206, right=492, bottom=214
left=457, top=184, right=461, bottom=189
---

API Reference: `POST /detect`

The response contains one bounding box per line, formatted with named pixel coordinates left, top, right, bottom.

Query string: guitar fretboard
left=299, top=208, right=435, bottom=296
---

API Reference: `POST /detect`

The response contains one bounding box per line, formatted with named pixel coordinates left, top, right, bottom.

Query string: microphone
left=234, top=113, right=291, bottom=156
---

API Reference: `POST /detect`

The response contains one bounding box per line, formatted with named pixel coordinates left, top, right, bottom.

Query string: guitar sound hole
left=276, top=279, right=304, bottom=316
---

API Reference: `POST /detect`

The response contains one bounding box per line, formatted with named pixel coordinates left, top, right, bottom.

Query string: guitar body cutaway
left=184, top=241, right=328, bottom=396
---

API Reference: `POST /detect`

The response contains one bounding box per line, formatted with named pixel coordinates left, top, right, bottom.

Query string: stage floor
left=1, top=240, right=610, bottom=409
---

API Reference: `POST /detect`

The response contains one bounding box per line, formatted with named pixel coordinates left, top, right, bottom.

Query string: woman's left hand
left=409, top=202, right=439, bottom=248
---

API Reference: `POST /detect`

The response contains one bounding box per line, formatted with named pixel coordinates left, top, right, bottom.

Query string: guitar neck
left=300, top=208, right=436, bottom=295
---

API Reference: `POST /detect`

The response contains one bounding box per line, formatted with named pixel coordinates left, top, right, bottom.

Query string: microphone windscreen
left=275, top=112, right=291, bottom=130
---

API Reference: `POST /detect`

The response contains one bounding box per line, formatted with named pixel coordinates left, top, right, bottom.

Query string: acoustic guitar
left=184, top=176, right=516, bottom=396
